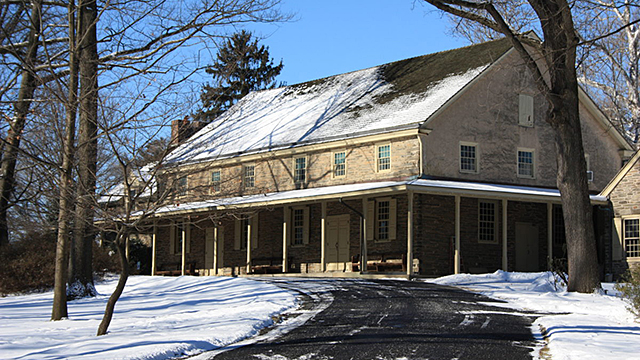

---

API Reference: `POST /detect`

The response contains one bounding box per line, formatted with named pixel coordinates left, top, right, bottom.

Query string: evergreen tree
left=197, top=30, right=283, bottom=121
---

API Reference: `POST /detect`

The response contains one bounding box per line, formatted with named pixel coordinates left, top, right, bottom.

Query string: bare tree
left=0, top=0, right=43, bottom=247
left=424, top=0, right=601, bottom=292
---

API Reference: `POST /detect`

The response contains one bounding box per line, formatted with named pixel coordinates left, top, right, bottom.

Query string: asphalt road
left=207, top=278, right=539, bottom=360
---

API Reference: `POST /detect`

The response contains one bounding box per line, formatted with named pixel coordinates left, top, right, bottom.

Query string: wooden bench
left=351, top=253, right=407, bottom=273
left=250, top=257, right=286, bottom=274
left=155, top=262, right=198, bottom=276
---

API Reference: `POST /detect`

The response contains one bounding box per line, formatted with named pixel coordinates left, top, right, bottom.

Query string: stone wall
left=170, top=136, right=420, bottom=203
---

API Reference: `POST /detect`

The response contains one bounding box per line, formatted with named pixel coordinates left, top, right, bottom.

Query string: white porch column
left=213, top=226, right=219, bottom=275
left=502, top=199, right=508, bottom=271
left=181, top=221, right=186, bottom=276
left=454, top=195, right=461, bottom=274
left=125, top=235, right=130, bottom=261
left=283, top=206, right=290, bottom=273
left=547, top=202, right=553, bottom=269
left=407, top=191, right=414, bottom=276
left=246, top=219, right=252, bottom=274
left=362, top=198, right=369, bottom=273
left=321, top=202, right=327, bottom=272
left=151, top=222, right=157, bottom=276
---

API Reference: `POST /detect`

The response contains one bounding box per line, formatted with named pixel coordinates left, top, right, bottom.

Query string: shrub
left=0, top=232, right=57, bottom=295
left=614, top=266, right=640, bottom=320
left=0, top=232, right=120, bottom=296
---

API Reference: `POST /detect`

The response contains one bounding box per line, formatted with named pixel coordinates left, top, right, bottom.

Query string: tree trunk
left=68, top=0, right=99, bottom=299
left=531, top=0, right=601, bottom=292
left=97, top=232, right=129, bottom=336
left=52, top=0, right=79, bottom=321
left=0, top=0, right=41, bottom=247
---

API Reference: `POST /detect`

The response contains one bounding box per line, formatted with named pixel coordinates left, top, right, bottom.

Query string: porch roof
left=144, top=179, right=607, bottom=217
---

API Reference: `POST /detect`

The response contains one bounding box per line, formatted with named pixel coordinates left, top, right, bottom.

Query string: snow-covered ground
left=429, top=271, right=640, bottom=360
left=1, top=273, right=638, bottom=360
left=0, top=276, right=296, bottom=360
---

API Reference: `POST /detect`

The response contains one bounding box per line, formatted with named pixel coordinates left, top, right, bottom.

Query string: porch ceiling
left=137, top=179, right=607, bottom=218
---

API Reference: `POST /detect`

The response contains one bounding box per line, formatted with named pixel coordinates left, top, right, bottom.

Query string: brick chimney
left=170, top=116, right=207, bottom=148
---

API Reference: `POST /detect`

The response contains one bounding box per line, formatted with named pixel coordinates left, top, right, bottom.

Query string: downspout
left=338, top=198, right=365, bottom=274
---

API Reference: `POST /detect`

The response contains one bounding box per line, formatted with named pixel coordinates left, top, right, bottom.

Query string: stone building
left=601, top=151, right=640, bottom=277
left=138, top=38, right=633, bottom=278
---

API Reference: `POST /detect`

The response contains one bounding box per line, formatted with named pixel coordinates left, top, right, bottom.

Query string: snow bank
left=429, top=271, right=640, bottom=360
left=0, top=276, right=296, bottom=360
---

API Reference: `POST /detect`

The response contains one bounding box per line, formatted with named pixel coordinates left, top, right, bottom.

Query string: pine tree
left=197, top=30, right=283, bottom=121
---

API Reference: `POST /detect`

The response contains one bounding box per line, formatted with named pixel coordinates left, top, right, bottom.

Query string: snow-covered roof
left=166, top=39, right=512, bottom=166
left=98, top=163, right=157, bottom=204
left=139, top=178, right=606, bottom=217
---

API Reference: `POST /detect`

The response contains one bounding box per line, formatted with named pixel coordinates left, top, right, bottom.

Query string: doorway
left=325, top=214, right=350, bottom=271
left=515, top=222, right=539, bottom=271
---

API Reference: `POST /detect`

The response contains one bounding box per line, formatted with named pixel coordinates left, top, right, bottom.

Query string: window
left=517, top=149, right=535, bottom=178
left=174, top=221, right=184, bottom=254
left=552, top=205, right=566, bottom=246
left=211, top=170, right=221, bottom=193
left=478, top=201, right=497, bottom=243
left=234, top=217, right=258, bottom=250
left=366, top=198, right=397, bottom=241
left=460, top=142, right=477, bottom=173
left=377, top=144, right=391, bottom=171
left=244, top=165, right=255, bottom=189
left=333, top=151, right=346, bottom=177
left=519, top=94, right=534, bottom=127
left=176, top=176, right=188, bottom=196
left=239, top=219, right=249, bottom=250
left=293, top=208, right=305, bottom=245
left=170, top=220, right=190, bottom=255
left=377, top=200, right=390, bottom=241
left=624, top=219, right=640, bottom=258
left=294, top=157, right=306, bottom=188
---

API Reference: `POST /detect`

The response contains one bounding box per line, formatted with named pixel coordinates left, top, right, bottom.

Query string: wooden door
left=325, top=214, right=350, bottom=268
left=515, top=222, right=539, bottom=272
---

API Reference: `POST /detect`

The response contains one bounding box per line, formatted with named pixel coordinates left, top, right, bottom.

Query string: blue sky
left=242, top=0, right=468, bottom=85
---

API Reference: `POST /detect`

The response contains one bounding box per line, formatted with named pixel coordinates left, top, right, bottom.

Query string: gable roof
left=600, top=149, right=640, bottom=197
left=166, top=39, right=512, bottom=166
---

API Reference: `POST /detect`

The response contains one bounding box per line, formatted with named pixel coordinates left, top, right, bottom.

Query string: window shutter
left=234, top=219, right=241, bottom=250
left=251, top=216, right=259, bottom=250
left=519, top=94, right=534, bottom=127
left=389, top=198, right=397, bottom=240
left=186, top=223, right=191, bottom=254
left=366, top=200, right=375, bottom=241
left=303, top=207, right=310, bottom=244
left=169, top=221, right=175, bottom=254
left=613, top=217, right=624, bottom=260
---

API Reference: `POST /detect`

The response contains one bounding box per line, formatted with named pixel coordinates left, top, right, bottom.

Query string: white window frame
left=366, top=197, right=397, bottom=242
left=478, top=200, right=498, bottom=244
left=624, top=217, right=640, bottom=258
left=243, top=164, right=255, bottom=189
left=459, top=142, right=478, bottom=174
left=333, top=151, right=346, bottom=178
left=517, top=148, right=536, bottom=179
left=518, top=94, right=534, bottom=127
left=211, top=170, right=221, bottom=193
left=294, top=156, right=307, bottom=188
left=290, top=206, right=310, bottom=246
left=376, top=144, right=391, bottom=172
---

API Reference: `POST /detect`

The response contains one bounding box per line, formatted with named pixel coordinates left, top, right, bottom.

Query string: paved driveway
left=206, top=278, right=538, bottom=360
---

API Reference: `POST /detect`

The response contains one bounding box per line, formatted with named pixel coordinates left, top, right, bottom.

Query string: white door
left=325, top=215, right=350, bottom=270
left=515, top=222, right=539, bottom=272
